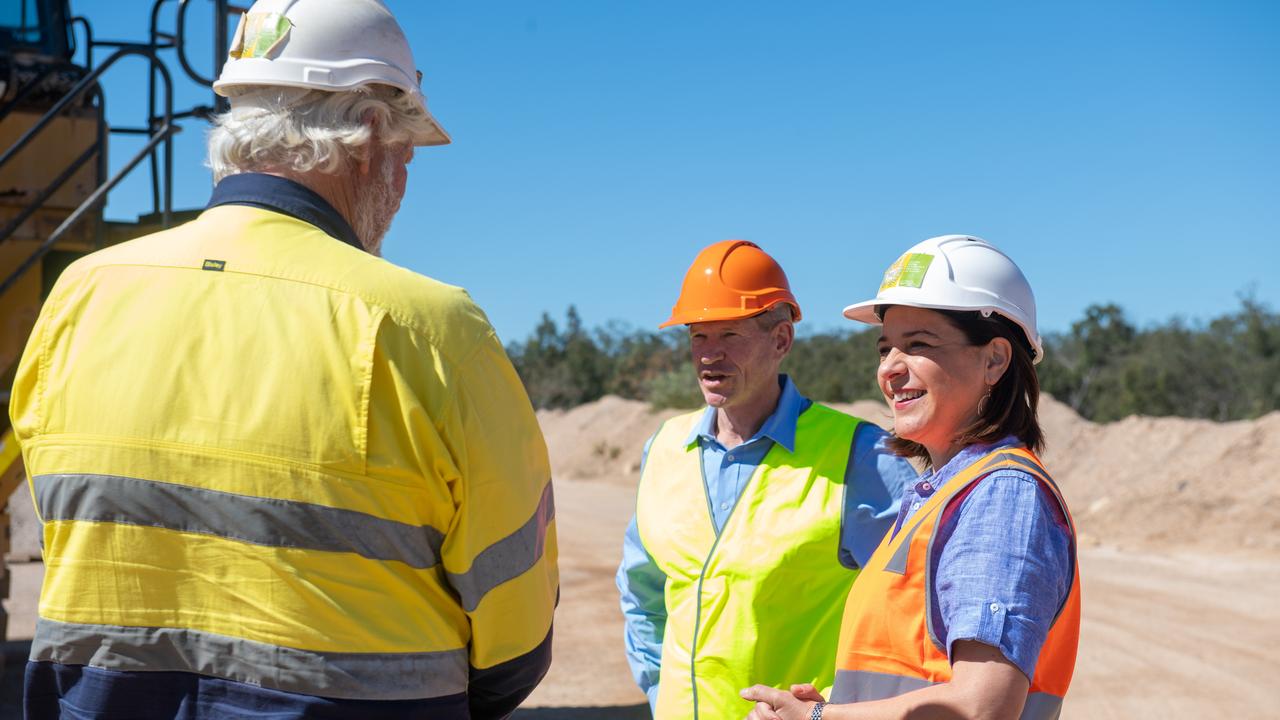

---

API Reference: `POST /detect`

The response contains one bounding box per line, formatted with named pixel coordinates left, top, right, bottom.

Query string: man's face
left=354, top=142, right=413, bottom=256
left=688, top=316, right=790, bottom=411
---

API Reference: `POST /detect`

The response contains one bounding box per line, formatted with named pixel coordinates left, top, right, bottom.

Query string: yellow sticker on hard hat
left=879, top=252, right=934, bottom=292
left=228, top=12, right=292, bottom=60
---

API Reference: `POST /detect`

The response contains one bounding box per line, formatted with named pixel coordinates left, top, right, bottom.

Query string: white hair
left=207, top=85, right=434, bottom=181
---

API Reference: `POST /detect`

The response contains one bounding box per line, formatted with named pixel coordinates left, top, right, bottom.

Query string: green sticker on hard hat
left=879, top=252, right=934, bottom=292
left=228, top=12, right=292, bottom=60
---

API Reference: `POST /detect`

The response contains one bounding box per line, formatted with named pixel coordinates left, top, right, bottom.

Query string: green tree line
left=507, top=299, right=1280, bottom=423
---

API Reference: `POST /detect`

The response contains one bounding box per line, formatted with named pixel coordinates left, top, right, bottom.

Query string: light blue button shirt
left=616, top=375, right=917, bottom=712
left=891, top=437, right=1073, bottom=680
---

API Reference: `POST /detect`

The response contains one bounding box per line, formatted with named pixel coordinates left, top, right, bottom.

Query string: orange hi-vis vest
left=830, top=446, right=1080, bottom=719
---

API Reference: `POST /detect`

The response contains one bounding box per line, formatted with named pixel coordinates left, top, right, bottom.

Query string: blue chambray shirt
left=616, top=375, right=917, bottom=712
left=892, top=437, right=1074, bottom=681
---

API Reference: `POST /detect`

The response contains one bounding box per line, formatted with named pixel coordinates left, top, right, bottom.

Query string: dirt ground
left=5, top=395, right=1280, bottom=718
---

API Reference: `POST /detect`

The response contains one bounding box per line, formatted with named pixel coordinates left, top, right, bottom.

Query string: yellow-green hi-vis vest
left=636, top=403, right=862, bottom=719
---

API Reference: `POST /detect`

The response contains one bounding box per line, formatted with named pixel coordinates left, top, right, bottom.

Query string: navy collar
left=207, top=173, right=363, bottom=251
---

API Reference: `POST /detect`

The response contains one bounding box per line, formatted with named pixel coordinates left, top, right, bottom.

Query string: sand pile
left=536, top=397, right=684, bottom=485
left=537, top=394, right=1280, bottom=552
left=1039, top=402, right=1280, bottom=551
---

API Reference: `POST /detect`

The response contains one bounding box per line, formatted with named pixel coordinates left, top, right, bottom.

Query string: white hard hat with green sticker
left=214, top=0, right=450, bottom=147
left=843, top=235, right=1043, bottom=363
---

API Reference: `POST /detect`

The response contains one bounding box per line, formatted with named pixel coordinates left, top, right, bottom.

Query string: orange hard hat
left=659, top=240, right=802, bottom=328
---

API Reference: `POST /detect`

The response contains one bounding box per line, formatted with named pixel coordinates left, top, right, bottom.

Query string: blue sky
left=71, top=0, right=1280, bottom=344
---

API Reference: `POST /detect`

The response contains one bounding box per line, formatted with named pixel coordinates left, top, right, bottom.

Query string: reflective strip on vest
left=831, top=669, right=930, bottom=700
left=32, top=473, right=446, bottom=568
left=31, top=618, right=469, bottom=701
left=831, top=670, right=1064, bottom=719
left=33, top=470, right=555, bottom=621
left=446, top=482, right=556, bottom=612
left=637, top=404, right=862, bottom=720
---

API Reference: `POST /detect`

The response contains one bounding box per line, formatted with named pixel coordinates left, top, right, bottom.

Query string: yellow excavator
left=0, top=0, right=237, bottom=659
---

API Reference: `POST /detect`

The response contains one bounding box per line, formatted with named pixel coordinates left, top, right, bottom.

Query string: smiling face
left=688, top=314, right=792, bottom=414
left=876, top=305, right=1010, bottom=466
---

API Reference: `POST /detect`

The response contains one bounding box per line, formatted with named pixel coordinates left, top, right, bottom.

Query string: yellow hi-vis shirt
left=8, top=203, right=558, bottom=701
left=636, top=403, right=861, bottom=719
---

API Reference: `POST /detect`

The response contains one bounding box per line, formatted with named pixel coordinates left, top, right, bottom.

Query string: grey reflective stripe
left=31, top=617, right=468, bottom=701
left=1021, top=692, right=1065, bottom=720
left=883, top=518, right=923, bottom=574
left=829, top=669, right=932, bottom=702
left=995, top=452, right=1055, bottom=488
left=448, top=481, right=555, bottom=612
left=830, top=670, right=1063, bottom=719
left=32, top=473, right=445, bottom=569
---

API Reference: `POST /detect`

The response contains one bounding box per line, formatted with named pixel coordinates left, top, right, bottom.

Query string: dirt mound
left=1040, top=401, right=1280, bottom=552
left=536, top=397, right=684, bottom=485
left=537, top=394, right=1280, bottom=553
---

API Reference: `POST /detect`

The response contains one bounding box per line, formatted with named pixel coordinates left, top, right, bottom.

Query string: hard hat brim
left=215, top=77, right=452, bottom=147
left=412, top=115, right=452, bottom=147
left=659, top=306, right=769, bottom=329
left=841, top=299, right=882, bottom=325
left=659, top=301, right=798, bottom=330
left=842, top=297, right=1044, bottom=364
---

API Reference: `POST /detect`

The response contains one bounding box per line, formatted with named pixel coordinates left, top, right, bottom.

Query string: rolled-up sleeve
left=931, top=470, right=1073, bottom=680
left=616, top=433, right=666, bottom=713
left=839, top=423, right=916, bottom=569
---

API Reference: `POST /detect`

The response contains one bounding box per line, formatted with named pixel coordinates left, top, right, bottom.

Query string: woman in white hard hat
left=742, top=236, right=1081, bottom=720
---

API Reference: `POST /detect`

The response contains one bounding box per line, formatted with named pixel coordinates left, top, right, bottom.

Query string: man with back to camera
left=9, top=1, right=556, bottom=718
left=616, top=240, right=917, bottom=719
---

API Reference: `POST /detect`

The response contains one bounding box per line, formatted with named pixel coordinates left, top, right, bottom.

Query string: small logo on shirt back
left=202, top=259, right=226, bottom=272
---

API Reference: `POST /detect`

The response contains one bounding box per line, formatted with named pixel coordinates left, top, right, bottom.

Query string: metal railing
left=0, top=44, right=175, bottom=298
left=0, top=0, right=239, bottom=299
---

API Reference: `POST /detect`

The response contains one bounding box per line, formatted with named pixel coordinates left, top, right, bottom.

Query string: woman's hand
left=740, top=684, right=824, bottom=720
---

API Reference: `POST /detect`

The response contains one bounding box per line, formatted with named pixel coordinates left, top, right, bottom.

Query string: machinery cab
left=1, top=0, right=73, bottom=60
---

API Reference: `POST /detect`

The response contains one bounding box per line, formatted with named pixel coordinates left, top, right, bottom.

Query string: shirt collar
left=918, top=434, right=1022, bottom=495
left=685, top=374, right=810, bottom=452
left=207, top=173, right=363, bottom=251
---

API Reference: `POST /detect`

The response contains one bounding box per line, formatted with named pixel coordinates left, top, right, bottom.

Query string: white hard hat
left=843, top=235, right=1044, bottom=363
left=214, top=0, right=450, bottom=146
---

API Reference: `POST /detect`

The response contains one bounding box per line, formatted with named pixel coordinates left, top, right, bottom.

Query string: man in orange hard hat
left=616, top=240, right=917, bottom=718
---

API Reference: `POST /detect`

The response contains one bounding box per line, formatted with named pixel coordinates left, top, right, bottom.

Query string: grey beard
left=353, top=152, right=401, bottom=256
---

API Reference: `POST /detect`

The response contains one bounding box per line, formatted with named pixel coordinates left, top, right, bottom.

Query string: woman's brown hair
left=886, top=309, right=1044, bottom=466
